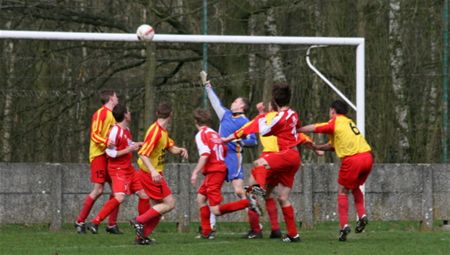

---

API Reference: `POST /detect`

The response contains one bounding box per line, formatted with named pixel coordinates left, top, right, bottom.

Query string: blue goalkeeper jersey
left=205, top=85, right=257, bottom=181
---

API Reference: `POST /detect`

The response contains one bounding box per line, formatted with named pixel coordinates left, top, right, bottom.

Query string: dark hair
left=238, top=97, right=250, bottom=113
left=100, top=89, right=115, bottom=104
left=272, top=83, right=291, bottom=107
left=330, top=100, right=348, bottom=115
left=193, top=108, right=212, bottom=126
left=112, top=103, right=128, bottom=122
left=156, top=102, right=172, bottom=119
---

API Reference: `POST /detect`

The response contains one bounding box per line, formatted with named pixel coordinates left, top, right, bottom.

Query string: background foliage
left=0, top=0, right=444, bottom=163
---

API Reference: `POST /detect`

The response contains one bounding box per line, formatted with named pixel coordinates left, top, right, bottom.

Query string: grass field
left=0, top=221, right=448, bottom=255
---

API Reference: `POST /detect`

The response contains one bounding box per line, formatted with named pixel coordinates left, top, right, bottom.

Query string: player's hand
left=222, top=135, right=235, bottom=143
left=200, top=70, right=208, bottom=85
left=128, top=143, right=140, bottom=152
left=190, top=173, right=198, bottom=187
left=151, top=170, right=161, bottom=183
left=314, top=150, right=325, bottom=156
left=256, top=102, right=265, bottom=114
left=106, top=139, right=115, bottom=149
left=180, top=148, right=189, bottom=159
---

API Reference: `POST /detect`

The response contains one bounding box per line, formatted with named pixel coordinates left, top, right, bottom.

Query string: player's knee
left=235, top=189, right=246, bottom=198
left=114, top=194, right=126, bottom=203
left=91, top=186, right=104, bottom=197
left=253, top=160, right=264, bottom=167
left=277, top=194, right=290, bottom=205
left=210, top=206, right=221, bottom=216
left=166, top=197, right=176, bottom=211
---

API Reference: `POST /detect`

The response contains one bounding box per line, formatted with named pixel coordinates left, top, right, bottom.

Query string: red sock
left=144, top=216, right=161, bottom=237
left=107, top=195, right=120, bottom=226
left=218, top=199, right=249, bottom=215
left=248, top=209, right=261, bottom=232
left=136, top=208, right=161, bottom=224
left=200, top=206, right=212, bottom=236
left=352, top=188, right=366, bottom=218
left=76, top=195, right=96, bottom=223
left=138, top=198, right=150, bottom=215
left=265, top=198, right=280, bottom=231
left=282, top=205, right=297, bottom=237
left=338, top=193, right=349, bottom=229
left=92, top=197, right=121, bottom=225
left=251, top=166, right=267, bottom=188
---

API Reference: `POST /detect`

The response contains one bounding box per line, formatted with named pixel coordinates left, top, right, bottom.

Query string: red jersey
left=195, top=126, right=227, bottom=174
left=105, top=125, right=134, bottom=171
left=234, top=109, right=301, bottom=151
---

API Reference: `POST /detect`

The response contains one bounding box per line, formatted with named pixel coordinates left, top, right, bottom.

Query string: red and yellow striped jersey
left=138, top=121, right=175, bottom=173
left=314, top=114, right=371, bottom=158
left=89, top=106, right=115, bottom=162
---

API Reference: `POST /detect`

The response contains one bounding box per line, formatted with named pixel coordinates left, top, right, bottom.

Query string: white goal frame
left=0, top=30, right=365, bottom=136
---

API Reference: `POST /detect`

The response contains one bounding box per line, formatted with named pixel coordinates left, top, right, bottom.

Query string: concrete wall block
left=368, top=164, right=423, bottom=193
left=0, top=163, right=55, bottom=193
left=2, top=194, right=52, bottom=223
left=432, top=164, right=450, bottom=192
left=367, top=193, right=423, bottom=220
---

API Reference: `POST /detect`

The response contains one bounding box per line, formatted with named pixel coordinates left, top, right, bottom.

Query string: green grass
left=0, top=221, right=449, bottom=255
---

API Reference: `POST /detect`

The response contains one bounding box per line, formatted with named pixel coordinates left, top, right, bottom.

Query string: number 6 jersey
left=314, top=114, right=371, bottom=158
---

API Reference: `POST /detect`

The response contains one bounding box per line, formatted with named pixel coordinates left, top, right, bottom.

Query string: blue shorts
left=225, top=152, right=244, bottom=182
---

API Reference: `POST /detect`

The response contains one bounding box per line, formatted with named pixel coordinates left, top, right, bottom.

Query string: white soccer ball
left=136, top=24, right=155, bottom=41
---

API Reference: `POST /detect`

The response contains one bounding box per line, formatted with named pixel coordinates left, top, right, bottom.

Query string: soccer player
left=75, top=89, right=122, bottom=234
left=200, top=71, right=257, bottom=229
left=298, top=99, right=373, bottom=241
left=245, top=102, right=324, bottom=239
left=191, top=108, right=261, bottom=239
left=85, top=104, right=151, bottom=244
left=222, top=83, right=304, bottom=242
left=129, top=102, right=189, bottom=242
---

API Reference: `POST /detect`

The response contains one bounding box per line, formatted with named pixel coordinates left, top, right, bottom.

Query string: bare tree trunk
left=2, top=38, right=14, bottom=162
left=424, top=3, right=439, bottom=161
left=389, top=0, right=410, bottom=161
left=143, top=5, right=157, bottom=128
left=263, top=3, right=286, bottom=83
left=247, top=9, right=258, bottom=104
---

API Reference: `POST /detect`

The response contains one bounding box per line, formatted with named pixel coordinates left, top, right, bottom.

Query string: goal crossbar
left=0, top=30, right=365, bottom=135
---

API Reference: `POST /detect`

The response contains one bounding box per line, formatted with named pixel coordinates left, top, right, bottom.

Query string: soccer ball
left=136, top=24, right=155, bottom=41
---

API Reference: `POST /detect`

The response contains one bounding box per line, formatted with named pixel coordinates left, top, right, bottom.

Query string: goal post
left=0, top=30, right=365, bottom=135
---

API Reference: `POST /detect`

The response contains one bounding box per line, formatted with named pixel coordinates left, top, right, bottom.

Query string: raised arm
left=201, top=71, right=226, bottom=120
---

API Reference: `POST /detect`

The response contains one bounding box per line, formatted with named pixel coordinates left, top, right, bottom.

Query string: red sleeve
left=234, top=114, right=264, bottom=138
left=314, top=118, right=336, bottom=134
left=298, top=133, right=313, bottom=145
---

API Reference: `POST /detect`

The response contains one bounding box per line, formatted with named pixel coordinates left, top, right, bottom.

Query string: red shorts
left=261, top=149, right=301, bottom=188
left=138, top=169, right=172, bottom=201
left=109, top=167, right=143, bottom=195
left=90, top=154, right=111, bottom=184
left=198, top=171, right=226, bottom=206
left=338, top=152, right=373, bottom=189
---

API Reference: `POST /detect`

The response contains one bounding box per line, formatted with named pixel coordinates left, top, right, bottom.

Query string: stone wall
left=0, top=163, right=448, bottom=230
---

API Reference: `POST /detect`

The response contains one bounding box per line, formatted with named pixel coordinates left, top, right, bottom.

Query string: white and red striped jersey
left=234, top=108, right=301, bottom=151
left=105, top=124, right=134, bottom=171
left=195, top=126, right=227, bottom=174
